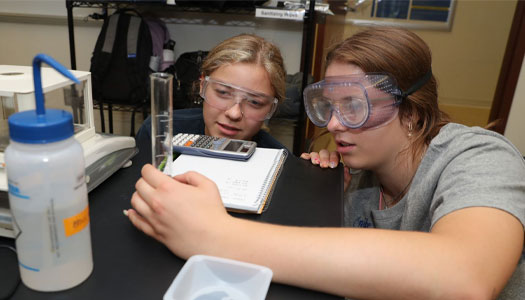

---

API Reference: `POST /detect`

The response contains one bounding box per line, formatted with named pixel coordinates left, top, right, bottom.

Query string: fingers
left=301, top=150, right=341, bottom=168
left=304, top=152, right=321, bottom=165
left=329, top=151, right=340, bottom=169
left=126, top=208, right=160, bottom=240
left=173, top=171, right=223, bottom=207
left=172, top=171, right=215, bottom=189
left=319, top=150, right=340, bottom=168
left=130, top=190, right=156, bottom=219
left=319, top=149, right=333, bottom=168
left=314, top=150, right=341, bottom=168
left=137, top=165, right=178, bottom=214
left=141, top=164, right=172, bottom=188
left=135, top=177, right=155, bottom=202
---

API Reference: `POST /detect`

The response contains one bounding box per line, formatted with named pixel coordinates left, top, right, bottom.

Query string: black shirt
left=134, top=108, right=287, bottom=167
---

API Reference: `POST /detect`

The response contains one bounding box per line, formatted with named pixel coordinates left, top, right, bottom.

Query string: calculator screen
left=224, top=140, right=244, bottom=152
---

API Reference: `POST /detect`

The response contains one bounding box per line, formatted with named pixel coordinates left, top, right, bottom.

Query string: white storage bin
left=164, top=255, right=273, bottom=300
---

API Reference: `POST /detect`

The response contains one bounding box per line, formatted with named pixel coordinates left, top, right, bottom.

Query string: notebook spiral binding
left=257, top=149, right=289, bottom=214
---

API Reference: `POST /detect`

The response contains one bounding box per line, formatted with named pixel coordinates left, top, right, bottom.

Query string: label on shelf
left=255, top=8, right=305, bottom=21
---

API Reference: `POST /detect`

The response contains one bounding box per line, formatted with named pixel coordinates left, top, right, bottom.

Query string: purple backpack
left=145, top=18, right=174, bottom=72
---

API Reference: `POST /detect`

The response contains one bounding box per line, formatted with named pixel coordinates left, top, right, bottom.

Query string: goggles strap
left=400, top=69, right=432, bottom=99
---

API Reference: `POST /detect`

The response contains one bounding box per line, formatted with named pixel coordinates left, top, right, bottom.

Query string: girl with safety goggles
left=129, top=27, right=525, bottom=299
left=300, top=27, right=524, bottom=298
left=303, top=72, right=431, bottom=129
left=134, top=34, right=288, bottom=166
left=199, top=37, right=285, bottom=142
left=200, top=76, right=278, bottom=122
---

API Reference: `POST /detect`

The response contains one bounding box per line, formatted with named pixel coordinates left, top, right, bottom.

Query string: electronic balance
left=0, top=65, right=137, bottom=238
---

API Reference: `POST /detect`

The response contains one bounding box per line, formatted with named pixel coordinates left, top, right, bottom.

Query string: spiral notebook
left=168, top=148, right=288, bottom=214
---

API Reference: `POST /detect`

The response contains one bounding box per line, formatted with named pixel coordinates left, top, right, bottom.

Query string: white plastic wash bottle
left=5, top=54, right=93, bottom=291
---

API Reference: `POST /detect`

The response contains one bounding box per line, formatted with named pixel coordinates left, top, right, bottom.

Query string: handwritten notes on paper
left=169, top=148, right=287, bottom=213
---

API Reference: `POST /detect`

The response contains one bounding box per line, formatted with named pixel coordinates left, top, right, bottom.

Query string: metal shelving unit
left=65, top=0, right=317, bottom=155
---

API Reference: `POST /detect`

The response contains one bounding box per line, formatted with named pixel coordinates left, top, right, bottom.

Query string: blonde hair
left=326, top=27, right=450, bottom=160
left=201, top=34, right=287, bottom=103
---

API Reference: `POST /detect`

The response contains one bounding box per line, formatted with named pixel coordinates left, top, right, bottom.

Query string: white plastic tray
left=164, top=255, right=273, bottom=300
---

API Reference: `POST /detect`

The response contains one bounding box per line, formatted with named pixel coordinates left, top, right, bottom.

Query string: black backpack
left=164, top=50, right=209, bottom=109
left=90, top=10, right=153, bottom=107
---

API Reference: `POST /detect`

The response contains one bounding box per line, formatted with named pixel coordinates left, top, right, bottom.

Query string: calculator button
left=211, top=139, right=224, bottom=150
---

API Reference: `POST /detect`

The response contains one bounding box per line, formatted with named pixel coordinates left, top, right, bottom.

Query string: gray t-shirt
left=344, top=123, right=525, bottom=299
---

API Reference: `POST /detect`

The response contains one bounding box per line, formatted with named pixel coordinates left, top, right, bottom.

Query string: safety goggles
left=200, top=76, right=278, bottom=121
left=304, top=72, right=431, bottom=129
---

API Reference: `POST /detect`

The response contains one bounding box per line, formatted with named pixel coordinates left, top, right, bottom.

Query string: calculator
left=172, top=133, right=257, bottom=161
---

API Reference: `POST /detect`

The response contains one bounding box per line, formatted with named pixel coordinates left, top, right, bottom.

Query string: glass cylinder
left=150, top=73, right=173, bottom=173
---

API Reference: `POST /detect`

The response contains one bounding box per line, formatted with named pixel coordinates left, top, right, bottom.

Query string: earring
left=408, top=122, right=413, bottom=137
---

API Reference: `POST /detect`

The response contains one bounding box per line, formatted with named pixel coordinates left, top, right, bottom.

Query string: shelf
left=67, top=1, right=259, bottom=15
left=65, top=0, right=317, bottom=154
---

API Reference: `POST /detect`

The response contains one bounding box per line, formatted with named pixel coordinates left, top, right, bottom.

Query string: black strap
left=126, top=15, right=148, bottom=103
left=127, top=15, right=140, bottom=58
left=102, top=13, right=119, bottom=54
left=92, top=13, right=120, bottom=101
left=401, top=69, right=432, bottom=99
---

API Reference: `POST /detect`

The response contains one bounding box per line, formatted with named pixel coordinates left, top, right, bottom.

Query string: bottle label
left=63, top=205, right=90, bottom=237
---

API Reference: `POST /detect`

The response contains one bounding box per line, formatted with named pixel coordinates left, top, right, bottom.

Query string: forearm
left=201, top=212, right=521, bottom=299
left=130, top=168, right=521, bottom=299
left=206, top=221, right=452, bottom=299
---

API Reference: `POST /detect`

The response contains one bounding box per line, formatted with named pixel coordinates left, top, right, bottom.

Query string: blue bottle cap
left=8, top=54, right=80, bottom=144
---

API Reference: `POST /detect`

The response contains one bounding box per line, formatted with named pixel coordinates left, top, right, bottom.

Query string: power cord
left=0, top=245, right=21, bottom=300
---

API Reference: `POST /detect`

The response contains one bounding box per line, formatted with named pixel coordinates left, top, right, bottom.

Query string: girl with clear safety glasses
left=134, top=34, right=288, bottom=166
left=198, top=35, right=285, bottom=144
left=128, top=27, right=525, bottom=299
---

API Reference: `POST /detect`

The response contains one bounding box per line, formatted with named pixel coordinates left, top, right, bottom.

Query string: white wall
left=0, top=0, right=71, bottom=16
left=0, top=3, right=304, bottom=135
left=0, top=4, right=303, bottom=73
left=160, top=13, right=303, bottom=74
left=504, top=60, right=525, bottom=155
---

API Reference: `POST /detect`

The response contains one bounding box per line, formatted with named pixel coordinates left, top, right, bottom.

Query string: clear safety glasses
left=303, top=72, right=431, bottom=129
left=200, top=76, right=278, bottom=121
